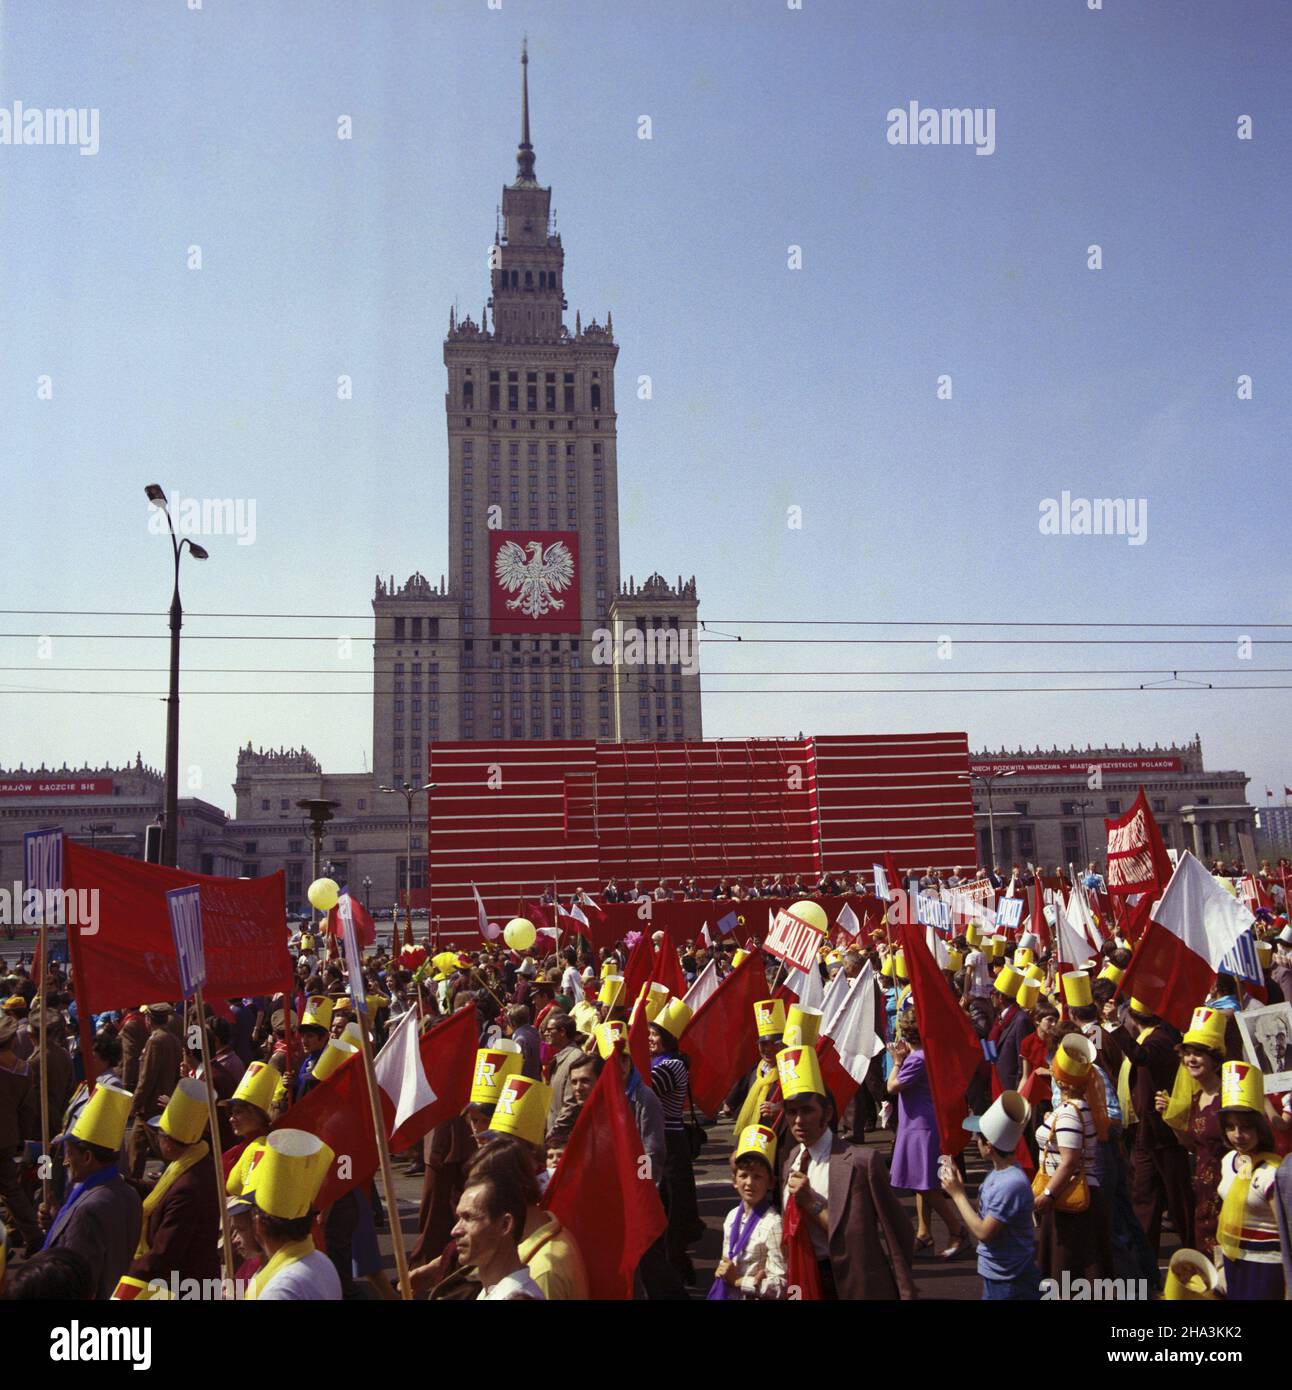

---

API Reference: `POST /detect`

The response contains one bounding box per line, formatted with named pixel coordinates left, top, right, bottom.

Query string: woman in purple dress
left=887, top=1012, right=969, bottom=1257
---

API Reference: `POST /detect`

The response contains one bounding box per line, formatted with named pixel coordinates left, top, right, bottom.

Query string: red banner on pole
left=64, top=841, right=289, bottom=1013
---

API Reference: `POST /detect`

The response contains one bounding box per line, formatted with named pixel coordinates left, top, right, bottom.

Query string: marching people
left=125, top=1003, right=182, bottom=1179
left=710, top=1124, right=786, bottom=1299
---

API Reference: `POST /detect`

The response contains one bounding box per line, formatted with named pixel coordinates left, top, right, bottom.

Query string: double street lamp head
left=145, top=484, right=209, bottom=559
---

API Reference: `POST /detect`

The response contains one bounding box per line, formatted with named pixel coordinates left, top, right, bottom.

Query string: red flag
left=683, top=950, right=765, bottom=1114
left=542, top=1054, right=667, bottom=1299
left=279, top=1005, right=477, bottom=1208
left=897, top=921, right=979, bottom=1158
left=652, top=927, right=687, bottom=1001
left=1105, top=789, right=1173, bottom=899
left=782, top=1190, right=824, bottom=1300
left=325, top=894, right=376, bottom=948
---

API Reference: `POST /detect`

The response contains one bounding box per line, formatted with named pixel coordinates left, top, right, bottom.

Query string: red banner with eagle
left=490, top=530, right=581, bottom=634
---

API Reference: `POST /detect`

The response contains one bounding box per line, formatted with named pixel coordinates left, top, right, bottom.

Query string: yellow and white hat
left=595, top=1020, right=628, bottom=1059
left=734, top=1123, right=778, bottom=1169
left=1255, top=941, right=1273, bottom=969
left=152, top=1077, right=209, bottom=1146
left=340, top=1020, right=366, bottom=1050
left=1025, top=963, right=1045, bottom=983
left=488, top=1076, right=552, bottom=1148
left=1013, top=948, right=1034, bottom=970
left=994, top=964, right=1024, bottom=999
left=1052, top=1033, right=1096, bottom=1089
left=65, top=1085, right=133, bottom=1151
left=637, top=982, right=671, bottom=1022
left=654, top=997, right=693, bottom=1040
left=1097, top=962, right=1125, bottom=986
left=600, top=959, right=618, bottom=980
left=731, top=949, right=750, bottom=970
left=1127, top=996, right=1154, bottom=1018
left=310, top=1038, right=358, bottom=1085
left=470, top=1041, right=524, bottom=1106
left=230, top=1061, right=278, bottom=1116
left=880, top=953, right=895, bottom=979
left=1181, top=1006, right=1227, bottom=1053
left=1016, top=979, right=1040, bottom=1011
left=251, top=1129, right=334, bottom=1221
left=754, top=998, right=786, bottom=1039
left=947, top=948, right=965, bottom=973
left=301, top=995, right=334, bottom=1031
left=893, top=951, right=908, bottom=981
left=1219, top=1060, right=1264, bottom=1115
left=598, top=975, right=624, bottom=1009
left=776, top=1045, right=826, bottom=1101
left=784, top=1004, right=823, bottom=1047
left=1061, top=971, right=1093, bottom=1008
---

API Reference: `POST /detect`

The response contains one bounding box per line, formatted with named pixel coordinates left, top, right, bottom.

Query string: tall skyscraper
left=373, top=44, right=701, bottom=784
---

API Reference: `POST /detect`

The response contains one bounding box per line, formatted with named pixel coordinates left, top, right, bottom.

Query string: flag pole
left=193, top=985, right=238, bottom=1295
left=354, top=1017, right=413, bottom=1300
left=37, top=918, right=50, bottom=1212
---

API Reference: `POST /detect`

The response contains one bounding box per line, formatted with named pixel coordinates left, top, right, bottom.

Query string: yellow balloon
left=790, top=899, right=828, bottom=934
left=503, top=917, right=536, bottom=951
left=307, top=877, right=340, bottom=912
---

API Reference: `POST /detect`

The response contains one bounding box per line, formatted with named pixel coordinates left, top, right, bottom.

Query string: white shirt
left=478, top=1266, right=546, bottom=1300
left=783, top=1130, right=834, bottom=1258
left=257, top=1249, right=343, bottom=1301
left=965, top=949, right=992, bottom=998
left=721, top=1205, right=787, bottom=1299
left=560, top=966, right=583, bottom=1000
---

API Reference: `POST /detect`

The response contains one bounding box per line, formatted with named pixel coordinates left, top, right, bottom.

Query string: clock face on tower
left=490, top=531, right=581, bottom=634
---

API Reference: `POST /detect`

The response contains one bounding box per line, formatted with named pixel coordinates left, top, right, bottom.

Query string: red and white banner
left=489, top=530, right=581, bottom=634
left=0, top=777, right=113, bottom=797
left=765, top=907, right=826, bottom=973
left=1105, top=789, right=1173, bottom=898
left=970, top=757, right=1182, bottom=776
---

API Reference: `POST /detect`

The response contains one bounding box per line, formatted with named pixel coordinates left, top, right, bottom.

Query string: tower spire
left=516, top=37, right=536, bottom=184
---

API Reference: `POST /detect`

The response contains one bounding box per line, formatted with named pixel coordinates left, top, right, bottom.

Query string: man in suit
left=991, top=988, right=1034, bottom=1093
left=42, top=1085, right=142, bottom=1299
left=126, top=1003, right=182, bottom=1178
left=776, top=1046, right=917, bottom=1300
left=123, top=1078, right=220, bottom=1294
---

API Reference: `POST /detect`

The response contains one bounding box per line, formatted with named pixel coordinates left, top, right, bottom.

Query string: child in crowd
left=709, top=1124, right=786, bottom=1300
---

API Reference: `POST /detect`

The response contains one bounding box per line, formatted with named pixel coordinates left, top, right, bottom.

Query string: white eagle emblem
left=493, top=538, right=575, bottom=619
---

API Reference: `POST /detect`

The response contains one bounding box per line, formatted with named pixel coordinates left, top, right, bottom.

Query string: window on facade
left=1152, top=798, right=1166, bottom=813
left=1106, top=800, right=1122, bottom=815
left=260, top=799, right=270, bottom=811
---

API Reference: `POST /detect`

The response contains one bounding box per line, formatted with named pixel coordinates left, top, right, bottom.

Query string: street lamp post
left=295, top=798, right=341, bottom=931
left=362, top=876, right=372, bottom=914
left=378, top=781, right=436, bottom=944
left=1075, top=800, right=1094, bottom=869
left=146, top=485, right=208, bottom=868
left=970, top=770, right=1017, bottom=876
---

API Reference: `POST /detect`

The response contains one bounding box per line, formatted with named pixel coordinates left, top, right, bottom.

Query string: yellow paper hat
left=994, top=964, right=1023, bottom=999
left=595, top=1020, right=628, bottom=1059
left=1025, top=963, right=1045, bottom=983
left=1164, top=1248, right=1220, bottom=1301
left=989, top=936, right=1008, bottom=959
left=1052, top=1033, right=1095, bottom=1089
left=1014, top=947, right=1034, bottom=969
left=947, top=948, right=965, bottom=973
left=734, top=1123, right=778, bottom=1169
left=1255, top=941, right=1273, bottom=969
left=1219, top=1060, right=1263, bottom=1114
left=340, top=1021, right=366, bottom=1049
left=470, top=1042, right=523, bottom=1106
left=638, top=982, right=671, bottom=1022
left=880, top=953, right=895, bottom=978
left=1181, top=1006, right=1227, bottom=1052
left=488, top=1076, right=552, bottom=1148
left=252, top=1129, right=334, bottom=1221
left=894, top=951, right=908, bottom=981
left=231, top=1061, right=278, bottom=1115
left=965, top=924, right=982, bottom=946
left=311, top=1038, right=358, bottom=1084
left=600, top=960, right=617, bottom=980
left=67, top=1084, right=133, bottom=1151
left=1016, top=979, right=1040, bottom=1011
left=1128, top=996, right=1153, bottom=1017
left=731, top=949, right=750, bottom=969
left=111, top=1274, right=171, bottom=1301
left=754, top=998, right=786, bottom=1039
left=1061, top=971, right=1092, bottom=1008
left=156, top=1077, right=209, bottom=1146
left=598, top=975, right=624, bottom=1008
left=1097, top=962, right=1124, bottom=985
left=301, top=995, right=333, bottom=1031
left=655, top=997, right=693, bottom=1040
left=776, top=1045, right=826, bottom=1101
left=784, top=1004, right=823, bottom=1047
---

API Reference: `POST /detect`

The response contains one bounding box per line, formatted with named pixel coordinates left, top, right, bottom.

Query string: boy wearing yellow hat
left=43, top=1085, right=142, bottom=1299
left=247, top=1129, right=342, bottom=1300
left=711, top=1125, right=786, bottom=1300
left=732, top=999, right=786, bottom=1138
left=120, top=1078, right=220, bottom=1293
left=1214, top=1061, right=1283, bottom=1299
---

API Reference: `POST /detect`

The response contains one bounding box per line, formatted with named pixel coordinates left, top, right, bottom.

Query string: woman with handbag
left=1033, top=1028, right=1114, bottom=1283
left=649, top=999, right=706, bottom=1285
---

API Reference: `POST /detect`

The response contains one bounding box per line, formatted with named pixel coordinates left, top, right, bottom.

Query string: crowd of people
left=2, top=863, right=1292, bottom=1302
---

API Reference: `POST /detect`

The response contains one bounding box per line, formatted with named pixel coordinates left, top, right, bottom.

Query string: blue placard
left=166, top=885, right=207, bottom=998
left=995, top=897, right=1025, bottom=930
left=23, top=828, right=64, bottom=925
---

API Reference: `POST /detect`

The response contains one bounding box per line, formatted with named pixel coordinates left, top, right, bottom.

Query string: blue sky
left=2, top=0, right=1289, bottom=814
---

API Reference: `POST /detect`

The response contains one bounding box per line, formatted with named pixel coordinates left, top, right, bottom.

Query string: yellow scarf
left=135, top=1141, right=210, bottom=1258
left=734, top=1062, right=778, bottom=1136
left=246, top=1237, right=315, bottom=1300
left=1217, top=1152, right=1279, bottom=1262
left=1162, top=1064, right=1205, bottom=1133
left=226, top=1137, right=268, bottom=1197
left=1117, top=1025, right=1154, bottom=1128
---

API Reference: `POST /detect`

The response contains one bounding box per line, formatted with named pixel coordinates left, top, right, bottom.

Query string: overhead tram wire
left=2, top=633, right=1290, bottom=646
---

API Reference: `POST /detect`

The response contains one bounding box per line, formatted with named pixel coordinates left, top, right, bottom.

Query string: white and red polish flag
left=1105, top=789, right=1174, bottom=942
left=815, top=962, right=884, bottom=1110
left=834, top=901, right=861, bottom=943
left=1118, top=851, right=1252, bottom=1033
left=472, top=883, right=501, bottom=941
left=374, top=1008, right=439, bottom=1151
